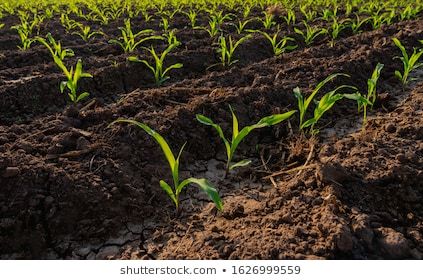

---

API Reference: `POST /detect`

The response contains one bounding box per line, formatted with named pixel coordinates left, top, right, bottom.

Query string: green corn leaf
left=304, top=73, right=348, bottom=111
left=196, top=114, right=231, bottom=157
left=162, top=63, right=183, bottom=77
left=301, top=118, right=316, bottom=128
left=60, top=81, right=67, bottom=93
left=178, top=178, right=223, bottom=211
left=255, top=110, right=297, bottom=127
left=343, top=93, right=372, bottom=105
left=230, top=110, right=296, bottom=158
left=76, top=92, right=90, bottom=103
left=159, top=180, right=178, bottom=206
left=229, top=105, right=239, bottom=142
left=111, top=119, right=176, bottom=173
left=229, top=159, right=252, bottom=170
left=395, top=70, right=403, bottom=80
left=392, top=38, right=409, bottom=62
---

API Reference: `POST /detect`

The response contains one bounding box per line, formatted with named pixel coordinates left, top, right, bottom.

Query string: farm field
left=0, top=0, right=422, bottom=260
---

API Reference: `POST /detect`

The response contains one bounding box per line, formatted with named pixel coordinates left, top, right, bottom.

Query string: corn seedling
left=293, top=73, right=348, bottom=129
left=110, top=120, right=223, bottom=212
left=345, top=3, right=353, bottom=15
left=60, top=13, right=79, bottom=32
left=44, top=8, right=54, bottom=19
left=301, top=90, right=345, bottom=135
left=184, top=10, right=197, bottom=27
left=11, top=13, right=41, bottom=50
left=300, top=5, right=317, bottom=21
left=260, top=12, right=276, bottom=30
left=141, top=10, right=153, bottom=22
left=196, top=106, right=296, bottom=175
left=283, top=9, right=296, bottom=25
left=242, top=5, right=252, bottom=19
left=128, top=42, right=183, bottom=86
left=210, top=11, right=233, bottom=26
left=0, top=23, right=4, bottom=29
left=163, top=29, right=180, bottom=45
left=294, top=22, right=327, bottom=46
left=369, top=13, right=386, bottom=29
left=161, top=9, right=180, bottom=20
left=37, top=33, right=74, bottom=60
left=216, top=35, right=251, bottom=67
left=232, top=18, right=254, bottom=34
left=344, top=63, right=384, bottom=128
left=109, top=19, right=163, bottom=53
left=321, top=7, right=337, bottom=21
left=11, top=24, right=34, bottom=50
left=195, top=19, right=220, bottom=37
left=399, top=5, right=420, bottom=20
left=393, top=38, right=423, bottom=86
left=347, top=14, right=370, bottom=34
left=37, top=34, right=90, bottom=103
left=59, top=59, right=93, bottom=103
left=160, top=17, right=170, bottom=33
left=73, top=25, right=104, bottom=42
left=366, top=62, right=384, bottom=109
left=257, top=30, right=297, bottom=56
left=328, top=17, right=349, bottom=47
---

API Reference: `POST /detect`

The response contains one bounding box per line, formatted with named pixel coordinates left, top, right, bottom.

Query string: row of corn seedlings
left=108, top=36, right=422, bottom=212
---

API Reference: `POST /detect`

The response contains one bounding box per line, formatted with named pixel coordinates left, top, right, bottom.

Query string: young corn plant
left=37, top=33, right=74, bottom=60
left=37, top=34, right=91, bottom=103
left=321, top=7, right=337, bottom=21
left=283, top=9, right=296, bottom=25
left=301, top=89, right=346, bottom=135
left=141, top=10, right=153, bottom=22
left=293, top=73, right=349, bottom=130
left=232, top=18, right=254, bottom=34
left=163, top=29, right=180, bottom=46
left=393, top=38, right=423, bottom=86
left=257, top=30, right=297, bottom=56
left=110, top=120, right=223, bottom=212
left=294, top=22, right=327, bottom=46
left=73, top=24, right=104, bottom=42
left=195, top=18, right=220, bottom=37
left=369, top=13, right=385, bottom=30
left=196, top=106, right=296, bottom=176
left=300, top=5, right=317, bottom=21
left=128, top=42, right=182, bottom=86
left=59, top=59, right=93, bottom=103
left=0, top=23, right=4, bottom=29
left=60, top=13, right=79, bottom=32
left=109, top=19, right=163, bottom=53
left=344, top=63, right=384, bottom=128
left=328, top=17, right=349, bottom=47
left=399, top=5, right=420, bottom=20
left=347, top=14, right=370, bottom=34
left=216, top=35, right=251, bottom=67
left=11, top=24, right=34, bottom=50
left=160, top=17, right=170, bottom=33
left=242, top=5, right=252, bottom=19
left=210, top=11, right=233, bottom=26
left=260, top=12, right=276, bottom=30
left=185, top=10, right=197, bottom=27
left=11, top=13, right=41, bottom=50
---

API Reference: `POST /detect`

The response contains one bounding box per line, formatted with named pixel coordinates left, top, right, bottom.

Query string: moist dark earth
left=0, top=10, right=422, bottom=259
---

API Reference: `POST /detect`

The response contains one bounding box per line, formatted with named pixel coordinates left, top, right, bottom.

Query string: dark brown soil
left=0, top=11, right=422, bottom=259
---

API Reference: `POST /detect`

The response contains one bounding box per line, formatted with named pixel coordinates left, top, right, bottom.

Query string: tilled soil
left=0, top=13, right=422, bottom=259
